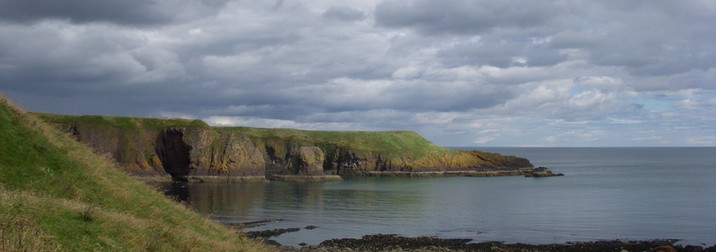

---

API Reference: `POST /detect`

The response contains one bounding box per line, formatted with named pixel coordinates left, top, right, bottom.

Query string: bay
left=162, top=147, right=716, bottom=247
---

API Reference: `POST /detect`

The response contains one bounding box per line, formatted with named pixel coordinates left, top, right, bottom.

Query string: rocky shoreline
left=138, top=166, right=563, bottom=183
left=364, top=167, right=563, bottom=178
left=244, top=233, right=716, bottom=252
left=231, top=220, right=713, bottom=252
left=299, top=234, right=715, bottom=252
left=268, top=174, right=344, bottom=182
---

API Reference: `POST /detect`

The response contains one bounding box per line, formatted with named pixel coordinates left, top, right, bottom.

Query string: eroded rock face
left=62, top=125, right=268, bottom=179
left=65, top=124, right=164, bottom=175
left=323, top=148, right=369, bottom=175
left=155, top=129, right=191, bottom=181
left=200, top=132, right=265, bottom=176
left=294, top=146, right=324, bottom=175
left=262, top=142, right=326, bottom=176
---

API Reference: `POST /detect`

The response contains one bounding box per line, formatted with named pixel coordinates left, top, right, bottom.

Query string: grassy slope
left=0, top=97, right=268, bottom=251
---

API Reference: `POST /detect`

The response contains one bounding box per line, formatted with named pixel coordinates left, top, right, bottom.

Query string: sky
left=1, top=0, right=715, bottom=147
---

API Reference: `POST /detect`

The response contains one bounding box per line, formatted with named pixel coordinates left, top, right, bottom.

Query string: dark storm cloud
left=379, top=0, right=716, bottom=81
left=323, top=6, right=366, bottom=21
left=374, top=0, right=556, bottom=35
left=0, top=0, right=230, bottom=26
left=0, top=23, right=144, bottom=95
left=437, top=35, right=566, bottom=68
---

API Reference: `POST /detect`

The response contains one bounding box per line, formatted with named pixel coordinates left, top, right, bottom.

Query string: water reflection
left=161, top=178, right=425, bottom=224
left=262, top=182, right=326, bottom=210
left=163, top=181, right=189, bottom=202
left=192, top=183, right=266, bottom=217
left=157, top=149, right=716, bottom=247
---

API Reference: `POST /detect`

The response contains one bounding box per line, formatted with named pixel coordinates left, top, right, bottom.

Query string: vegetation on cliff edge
left=0, top=96, right=269, bottom=251
left=35, top=111, right=532, bottom=176
left=223, top=126, right=447, bottom=158
left=36, top=113, right=446, bottom=157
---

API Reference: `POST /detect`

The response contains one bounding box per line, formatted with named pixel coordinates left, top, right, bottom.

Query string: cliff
left=0, top=96, right=268, bottom=251
left=36, top=113, right=536, bottom=181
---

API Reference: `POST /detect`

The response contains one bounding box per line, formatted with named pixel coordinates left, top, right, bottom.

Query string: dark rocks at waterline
left=224, top=218, right=285, bottom=229
left=316, top=234, right=473, bottom=251
left=305, top=225, right=319, bottom=230
left=241, top=218, right=284, bottom=228
left=304, top=234, right=714, bottom=252
left=244, top=228, right=301, bottom=238
left=525, top=166, right=564, bottom=177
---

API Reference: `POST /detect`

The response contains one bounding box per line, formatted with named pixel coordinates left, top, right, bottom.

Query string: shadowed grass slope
left=0, top=96, right=269, bottom=251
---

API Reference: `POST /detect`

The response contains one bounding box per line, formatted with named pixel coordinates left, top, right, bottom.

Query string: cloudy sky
left=1, top=0, right=715, bottom=146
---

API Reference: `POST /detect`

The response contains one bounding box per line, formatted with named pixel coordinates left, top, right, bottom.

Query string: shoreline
left=249, top=233, right=715, bottom=252
left=230, top=220, right=714, bottom=251
left=268, top=174, right=343, bottom=182
left=132, top=167, right=561, bottom=183
left=310, top=234, right=713, bottom=252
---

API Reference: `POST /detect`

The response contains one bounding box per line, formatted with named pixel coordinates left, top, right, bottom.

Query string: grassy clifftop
left=223, top=126, right=447, bottom=158
left=0, top=96, right=268, bottom=251
left=36, top=112, right=533, bottom=178
left=36, top=112, right=210, bottom=129
left=35, top=113, right=447, bottom=159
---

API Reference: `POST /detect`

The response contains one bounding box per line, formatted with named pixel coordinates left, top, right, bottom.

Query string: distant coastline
left=36, top=112, right=560, bottom=181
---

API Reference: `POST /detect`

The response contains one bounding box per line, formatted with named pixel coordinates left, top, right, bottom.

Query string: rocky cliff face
left=38, top=114, right=535, bottom=180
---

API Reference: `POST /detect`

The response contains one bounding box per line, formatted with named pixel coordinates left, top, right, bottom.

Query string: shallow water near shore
left=162, top=147, right=716, bottom=247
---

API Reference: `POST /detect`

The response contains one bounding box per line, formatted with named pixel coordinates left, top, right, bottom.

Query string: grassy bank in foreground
left=0, top=96, right=269, bottom=251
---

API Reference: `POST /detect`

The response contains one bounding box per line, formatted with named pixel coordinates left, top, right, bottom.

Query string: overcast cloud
left=1, top=0, right=714, bottom=146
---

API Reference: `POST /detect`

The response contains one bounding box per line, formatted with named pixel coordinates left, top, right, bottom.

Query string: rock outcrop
left=296, top=146, right=325, bottom=175
left=36, top=113, right=548, bottom=181
left=525, top=167, right=564, bottom=177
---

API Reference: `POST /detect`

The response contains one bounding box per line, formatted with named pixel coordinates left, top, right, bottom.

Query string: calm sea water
left=163, top=147, right=716, bottom=247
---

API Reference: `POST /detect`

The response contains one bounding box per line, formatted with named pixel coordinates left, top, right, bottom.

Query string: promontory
left=36, top=113, right=551, bottom=181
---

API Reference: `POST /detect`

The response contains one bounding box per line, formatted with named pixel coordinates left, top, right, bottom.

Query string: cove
left=162, top=147, right=716, bottom=248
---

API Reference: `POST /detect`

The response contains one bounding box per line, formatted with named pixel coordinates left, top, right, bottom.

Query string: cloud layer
left=1, top=0, right=714, bottom=146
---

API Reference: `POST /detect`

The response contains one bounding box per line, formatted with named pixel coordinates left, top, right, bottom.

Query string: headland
left=36, top=113, right=560, bottom=181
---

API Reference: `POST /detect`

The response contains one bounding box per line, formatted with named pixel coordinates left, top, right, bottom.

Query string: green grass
left=38, top=113, right=454, bottom=162
left=222, top=126, right=449, bottom=158
left=1, top=96, right=269, bottom=251
left=35, top=113, right=210, bottom=130
left=37, top=113, right=447, bottom=158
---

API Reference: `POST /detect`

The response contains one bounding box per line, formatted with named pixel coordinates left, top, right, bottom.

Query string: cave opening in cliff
left=155, top=129, right=192, bottom=181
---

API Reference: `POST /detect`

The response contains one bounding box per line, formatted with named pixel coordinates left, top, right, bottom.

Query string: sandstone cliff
left=36, top=113, right=535, bottom=180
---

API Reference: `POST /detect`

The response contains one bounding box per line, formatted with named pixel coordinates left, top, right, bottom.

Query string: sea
left=162, top=147, right=716, bottom=247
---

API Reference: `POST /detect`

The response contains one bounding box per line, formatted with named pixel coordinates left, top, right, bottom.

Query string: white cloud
left=473, top=136, right=495, bottom=144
